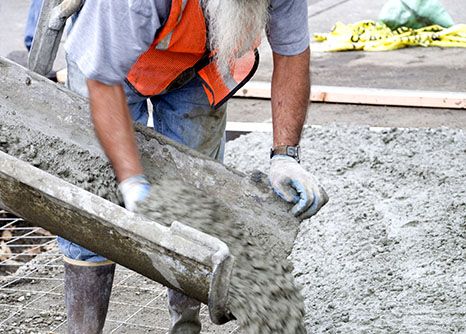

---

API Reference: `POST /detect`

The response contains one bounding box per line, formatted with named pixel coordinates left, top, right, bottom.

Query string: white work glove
left=269, top=155, right=328, bottom=220
left=118, top=175, right=151, bottom=212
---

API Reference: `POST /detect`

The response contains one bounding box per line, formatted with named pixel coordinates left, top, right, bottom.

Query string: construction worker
left=24, top=0, right=43, bottom=51
left=58, top=0, right=329, bottom=333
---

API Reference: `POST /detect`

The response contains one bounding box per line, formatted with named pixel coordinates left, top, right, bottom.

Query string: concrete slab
left=225, top=125, right=466, bottom=334
left=246, top=0, right=466, bottom=128
left=254, top=0, right=466, bottom=88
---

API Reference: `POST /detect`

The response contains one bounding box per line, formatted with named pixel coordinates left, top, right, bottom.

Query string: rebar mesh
left=0, top=210, right=240, bottom=334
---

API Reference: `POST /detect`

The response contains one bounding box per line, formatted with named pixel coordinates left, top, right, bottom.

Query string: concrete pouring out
left=137, top=179, right=306, bottom=333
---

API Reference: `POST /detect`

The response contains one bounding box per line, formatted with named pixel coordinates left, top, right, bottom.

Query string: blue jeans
left=58, top=60, right=227, bottom=262
left=24, top=0, right=43, bottom=51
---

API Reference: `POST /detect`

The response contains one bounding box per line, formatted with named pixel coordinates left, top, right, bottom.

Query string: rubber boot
left=168, top=289, right=202, bottom=334
left=64, top=257, right=116, bottom=334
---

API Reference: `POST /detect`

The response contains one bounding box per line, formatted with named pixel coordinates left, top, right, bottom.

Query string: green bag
left=379, top=0, right=454, bottom=29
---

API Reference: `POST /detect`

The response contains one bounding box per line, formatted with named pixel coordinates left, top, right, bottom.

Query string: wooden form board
left=234, top=81, right=466, bottom=109
left=57, top=69, right=465, bottom=109
left=226, top=121, right=273, bottom=133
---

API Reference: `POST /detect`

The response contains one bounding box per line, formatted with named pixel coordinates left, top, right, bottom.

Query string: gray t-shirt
left=65, top=0, right=309, bottom=85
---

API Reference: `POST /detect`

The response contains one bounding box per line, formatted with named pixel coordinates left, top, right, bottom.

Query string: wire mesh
left=0, top=210, right=240, bottom=333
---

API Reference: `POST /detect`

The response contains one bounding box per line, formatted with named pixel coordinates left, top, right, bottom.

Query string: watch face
left=286, top=146, right=299, bottom=157
left=286, top=147, right=297, bottom=156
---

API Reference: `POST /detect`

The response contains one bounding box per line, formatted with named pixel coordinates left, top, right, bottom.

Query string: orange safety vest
left=126, top=0, right=259, bottom=109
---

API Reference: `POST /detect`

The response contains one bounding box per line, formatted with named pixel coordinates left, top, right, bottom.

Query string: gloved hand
left=118, top=175, right=151, bottom=212
left=269, top=155, right=328, bottom=220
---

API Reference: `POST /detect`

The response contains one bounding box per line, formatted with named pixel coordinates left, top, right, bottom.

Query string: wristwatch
left=270, top=145, right=300, bottom=163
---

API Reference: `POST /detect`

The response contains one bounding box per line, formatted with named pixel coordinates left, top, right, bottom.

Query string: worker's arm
left=271, top=48, right=310, bottom=147
left=87, top=80, right=142, bottom=183
left=87, top=80, right=151, bottom=211
left=65, top=2, right=162, bottom=210
left=269, top=48, right=328, bottom=219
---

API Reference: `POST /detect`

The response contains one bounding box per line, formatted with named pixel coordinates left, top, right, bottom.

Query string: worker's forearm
left=87, top=80, right=143, bottom=182
left=271, top=48, right=310, bottom=147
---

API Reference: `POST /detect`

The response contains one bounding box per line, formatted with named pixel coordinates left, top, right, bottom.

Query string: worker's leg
left=58, top=236, right=116, bottom=334
left=60, top=59, right=151, bottom=333
left=58, top=59, right=148, bottom=334
left=151, top=75, right=227, bottom=334
left=63, top=258, right=115, bottom=334
left=24, top=0, right=43, bottom=51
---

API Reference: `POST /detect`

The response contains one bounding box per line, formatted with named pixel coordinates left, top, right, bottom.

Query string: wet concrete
left=226, top=126, right=466, bottom=333
left=138, top=179, right=306, bottom=333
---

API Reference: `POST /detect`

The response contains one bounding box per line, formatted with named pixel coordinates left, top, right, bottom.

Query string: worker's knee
left=57, top=236, right=108, bottom=263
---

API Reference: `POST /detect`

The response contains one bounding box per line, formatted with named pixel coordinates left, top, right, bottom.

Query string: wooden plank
left=234, top=81, right=466, bottom=109
left=56, top=70, right=466, bottom=109
left=313, top=86, right=466, bottom=109
left=226, top=121, right=273, bottom=133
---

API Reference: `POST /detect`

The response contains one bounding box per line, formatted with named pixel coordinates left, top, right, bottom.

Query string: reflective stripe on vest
left=156, top=0, right=189, bottom=51
left=126, top=0, right=259, bottom=109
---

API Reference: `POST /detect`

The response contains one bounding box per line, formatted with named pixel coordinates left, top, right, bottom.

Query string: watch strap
left=270, top=145, right=300, bottom=163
